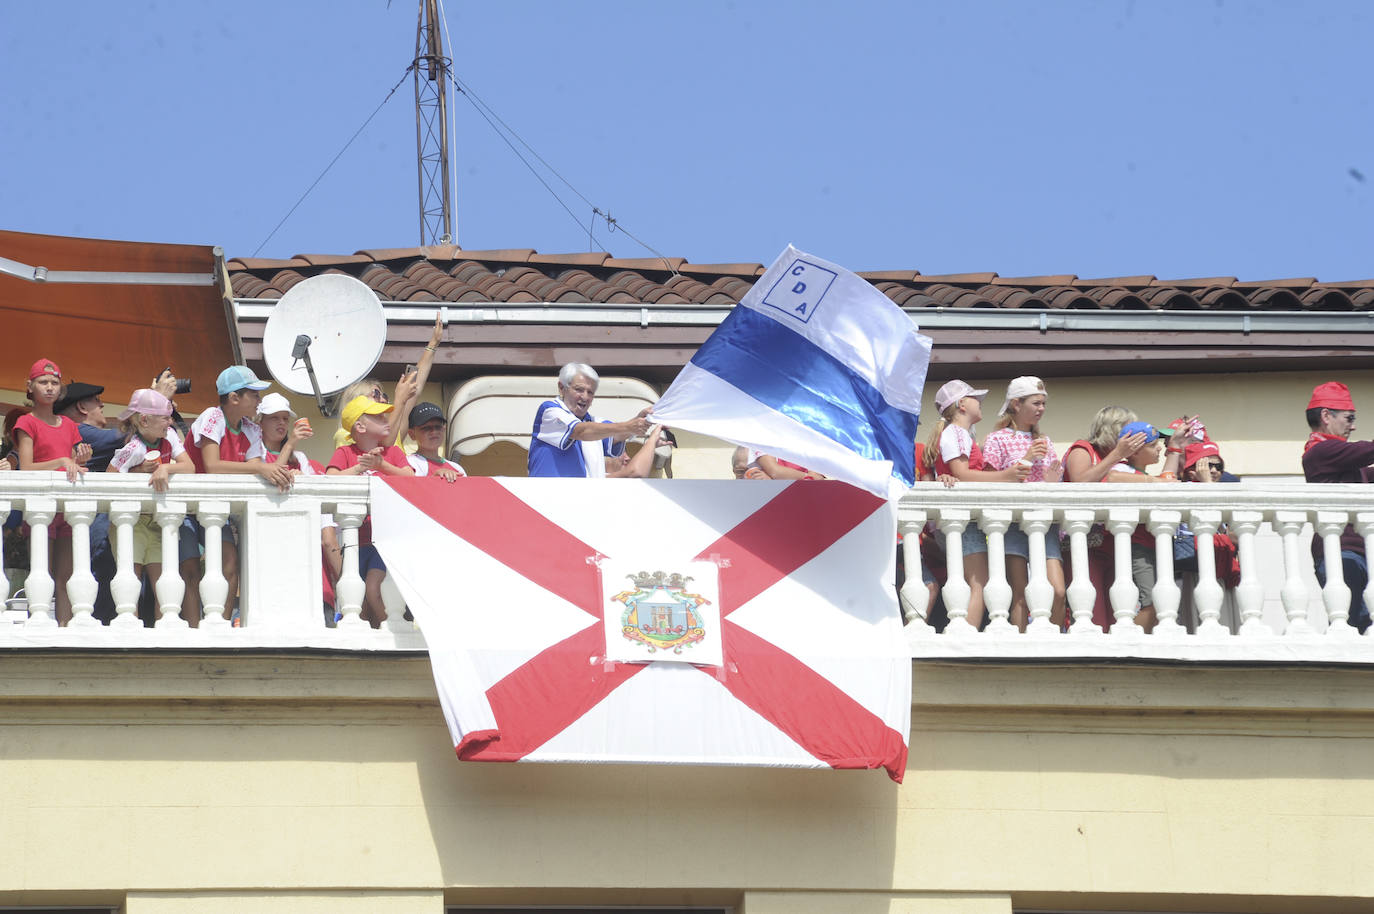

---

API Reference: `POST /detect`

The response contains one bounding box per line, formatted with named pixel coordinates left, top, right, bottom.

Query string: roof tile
left=990, top=274, right=1076, bottom=287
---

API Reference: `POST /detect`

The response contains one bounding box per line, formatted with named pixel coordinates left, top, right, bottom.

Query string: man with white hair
left=528, top=362, right=652, bottom=478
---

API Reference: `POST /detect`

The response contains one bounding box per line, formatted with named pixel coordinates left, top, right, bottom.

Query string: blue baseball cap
left=216, top=365, right=271, bottom=396
left=1118, top=420, right=1161, bottom=443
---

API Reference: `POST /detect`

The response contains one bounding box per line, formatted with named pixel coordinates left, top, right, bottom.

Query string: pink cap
left=117, top=388, right=173, bottom=421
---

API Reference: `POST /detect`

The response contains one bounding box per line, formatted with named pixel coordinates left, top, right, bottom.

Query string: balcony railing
left=1, top=474, right=1370, bottom=661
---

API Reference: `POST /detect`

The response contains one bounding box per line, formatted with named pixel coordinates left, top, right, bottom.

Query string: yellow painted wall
left=1, top=655, right=1371, bottom=911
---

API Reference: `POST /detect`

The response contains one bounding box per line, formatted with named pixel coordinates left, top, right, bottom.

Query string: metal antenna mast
left=414, top=0, right=453, bottom=245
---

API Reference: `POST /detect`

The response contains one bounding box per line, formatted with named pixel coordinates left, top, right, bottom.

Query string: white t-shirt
left=109, top=427, right=186, bottom=472
left=939, top=424, right=976, bottom=464
left=407, top=453, right=467, bottom=477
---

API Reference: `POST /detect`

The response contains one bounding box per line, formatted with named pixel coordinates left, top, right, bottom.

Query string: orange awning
left=0, top=229, right=241, bottom=414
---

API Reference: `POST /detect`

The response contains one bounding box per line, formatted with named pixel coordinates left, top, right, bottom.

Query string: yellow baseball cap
left=340, top=395, right=393, bottom=441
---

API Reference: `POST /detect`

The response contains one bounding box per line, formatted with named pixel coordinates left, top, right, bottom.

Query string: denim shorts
left=961, top=521, right=988, bottom=556
left=1004, top=522, right=1064, bottom=562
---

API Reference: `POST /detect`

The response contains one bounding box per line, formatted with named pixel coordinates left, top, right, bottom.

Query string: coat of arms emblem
left=611, top=570, right=710, bottom=655
left=600, top=558, right=723, bottom=667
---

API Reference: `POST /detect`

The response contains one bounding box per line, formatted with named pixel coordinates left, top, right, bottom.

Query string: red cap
left=1308, top=381, right=1355, bottom=411
left=1183, top=441, right=1221, bottom=471
left=28, top=358, right=61, bottom=381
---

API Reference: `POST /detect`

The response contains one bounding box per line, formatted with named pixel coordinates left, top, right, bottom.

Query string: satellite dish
left=261, top=274, right=387, bottom=417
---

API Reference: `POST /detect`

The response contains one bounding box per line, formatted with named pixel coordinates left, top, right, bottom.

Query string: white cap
left=257, top=392, right=296, bottom=419
left=998, top=376, right=1047, bottom=417
left=934, top=380, right=989, bottom=415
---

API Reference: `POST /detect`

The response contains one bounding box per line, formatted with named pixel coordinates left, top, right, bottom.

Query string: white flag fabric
left=652, top=245, right=932, bottom=501
left=372, top=476, right=911, bottom=782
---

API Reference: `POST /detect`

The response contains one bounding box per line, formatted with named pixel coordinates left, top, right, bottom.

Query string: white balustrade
left=898, top=516, right=933, bottom=632
left=155, top=501, right=189, bottom=628
left=1147, top=509, right=1183, bottom=636
left=1106, top=509, right=1140, bottom=635
left=1061, top=509, right=1100, bottom=636
left=0, top=474, right=1372, bottom=662
left=64, top=499, right=100, bottom=628
left=936, top=509, right=974, bottom=635
left=22, top=497, right=57, bottom=627
left=333, top=503, right=368, bottom=631
left=1021, top=509, right=1056, bottom=634
left=1190, top=509, right=1226, bottom=635
left=980, top=509, right=1014, bottom=633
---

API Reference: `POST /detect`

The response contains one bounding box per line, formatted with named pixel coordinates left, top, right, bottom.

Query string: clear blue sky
left=2, top=1, right=1370, bottom=280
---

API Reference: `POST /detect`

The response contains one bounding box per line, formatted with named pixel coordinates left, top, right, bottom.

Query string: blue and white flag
left=653, top=245, right=932, bottom=500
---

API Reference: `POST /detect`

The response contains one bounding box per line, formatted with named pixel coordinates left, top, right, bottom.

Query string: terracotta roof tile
left=1152, top=276, right=1238, bottom=288
left=603, top=256, right=687, bottom=273
left=1138, top=286, right=1197, bottom=310
left=1195, top=287, right=1251, bottom=310
left=228, top=256, right=311, bottom=271
left=528, top=251, right=611, bottom=266
left=1246, top=288, right=1305, bottom=310
left=293, top=253, right=374, bottom=267
left=1074, top=275, right=1157, bottom=287
left=678, top=262, right=766, bottom=278
left=857, top=270, right=920, bottom=282
left=990, top=274, right=1077, bottom=287
left=224, top=246, right=1374, bottom=315
left=1305, top=287, right=1358, bottom=310
left=451, top=248, right=536, bottom=263
left=916, top=272, right=998, bottom=284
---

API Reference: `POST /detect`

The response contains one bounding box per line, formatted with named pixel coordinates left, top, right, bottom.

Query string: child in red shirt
left=328, top=395, right=415, bottom=626
left=14, top=358, right=92, bottom=625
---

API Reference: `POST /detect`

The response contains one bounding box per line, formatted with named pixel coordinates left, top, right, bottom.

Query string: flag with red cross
left=372, top=476, right=910, bottom=782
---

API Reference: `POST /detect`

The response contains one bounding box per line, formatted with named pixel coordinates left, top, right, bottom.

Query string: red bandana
left=1304, top=432, right=1345, bottom=453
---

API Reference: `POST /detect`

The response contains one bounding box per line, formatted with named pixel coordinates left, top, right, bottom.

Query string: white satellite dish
left=261, top=274, right=387, bottom=417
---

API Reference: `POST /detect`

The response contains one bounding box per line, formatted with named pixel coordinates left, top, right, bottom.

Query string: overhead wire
left=252, top=65, right=414, bottom=258
left=444, top=69, right=676, bottom=271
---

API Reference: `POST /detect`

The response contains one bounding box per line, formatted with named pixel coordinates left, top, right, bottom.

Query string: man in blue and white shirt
left=528, top=362, right=652, bottom=478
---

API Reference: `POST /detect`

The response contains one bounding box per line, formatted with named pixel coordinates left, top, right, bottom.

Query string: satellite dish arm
left=292, top=334, right=331, bottom=415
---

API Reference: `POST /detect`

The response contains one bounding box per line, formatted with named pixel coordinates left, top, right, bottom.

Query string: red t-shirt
left=327, top=444, right=410, bottom=475
left=14, top=413, right=82, bottom=464
left=328, top=444, right=410, bottom=546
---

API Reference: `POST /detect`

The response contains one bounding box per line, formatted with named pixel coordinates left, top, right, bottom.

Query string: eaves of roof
left=228, top=246, right=1374, bottom=386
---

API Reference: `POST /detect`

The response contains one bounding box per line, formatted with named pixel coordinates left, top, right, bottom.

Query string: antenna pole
left=414, top=0, right=454, bottom=246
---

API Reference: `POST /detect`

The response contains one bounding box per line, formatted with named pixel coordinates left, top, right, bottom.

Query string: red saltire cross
left=385, top=476, right=908, bottom=782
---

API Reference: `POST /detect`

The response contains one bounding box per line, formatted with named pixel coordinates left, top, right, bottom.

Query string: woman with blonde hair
left=920, top=380, right=1028, bottom=629
left=981, top=376, right=1066, bottom=629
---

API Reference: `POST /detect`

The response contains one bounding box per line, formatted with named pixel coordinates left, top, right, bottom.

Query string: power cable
left=446, top=70, right=676, bottom=271
left=252, top=66, right=414, bottom=257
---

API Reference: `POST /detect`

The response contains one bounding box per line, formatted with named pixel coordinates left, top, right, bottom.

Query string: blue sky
left=2, top=1, right=1370, bottom=279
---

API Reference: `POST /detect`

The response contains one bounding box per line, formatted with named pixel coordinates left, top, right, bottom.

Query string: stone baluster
left=936, top=509, right=974, bottom=636
left=334, top=504, right=368, bottom=630
left=197, top=502, right=231, bottom=627
left=1106, top=508, right=1140, bottom=634
left=154, top=502, right=189, bottom=628
left=1146, top=509, right=1183, bottom=637
left=1357, top=513, right=1374, bottom=637
left=108, top=501, right=144, bottom=629
left=898, top=515, right=933, bottom=632
left=1272, top=510, right=1315, bottom=636
left=22, top=498, right=57, bottom=627
left=1230, top=511, right=1269, bottom=637
left=381, top=573, right=414, bottom=633
left=1190, top=510, right=1227, bottom=636
left=979, top=509, right=1014, bottom=633
left=63, top=499, right=100, bottom=628
left=1314, top=511, right=1356, bottom=637
left=1062, top=510, right=1100, bottom=636
left=1021, top=508, right=1056, bottom=634
left=0, top=499, right=9, bottom=609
